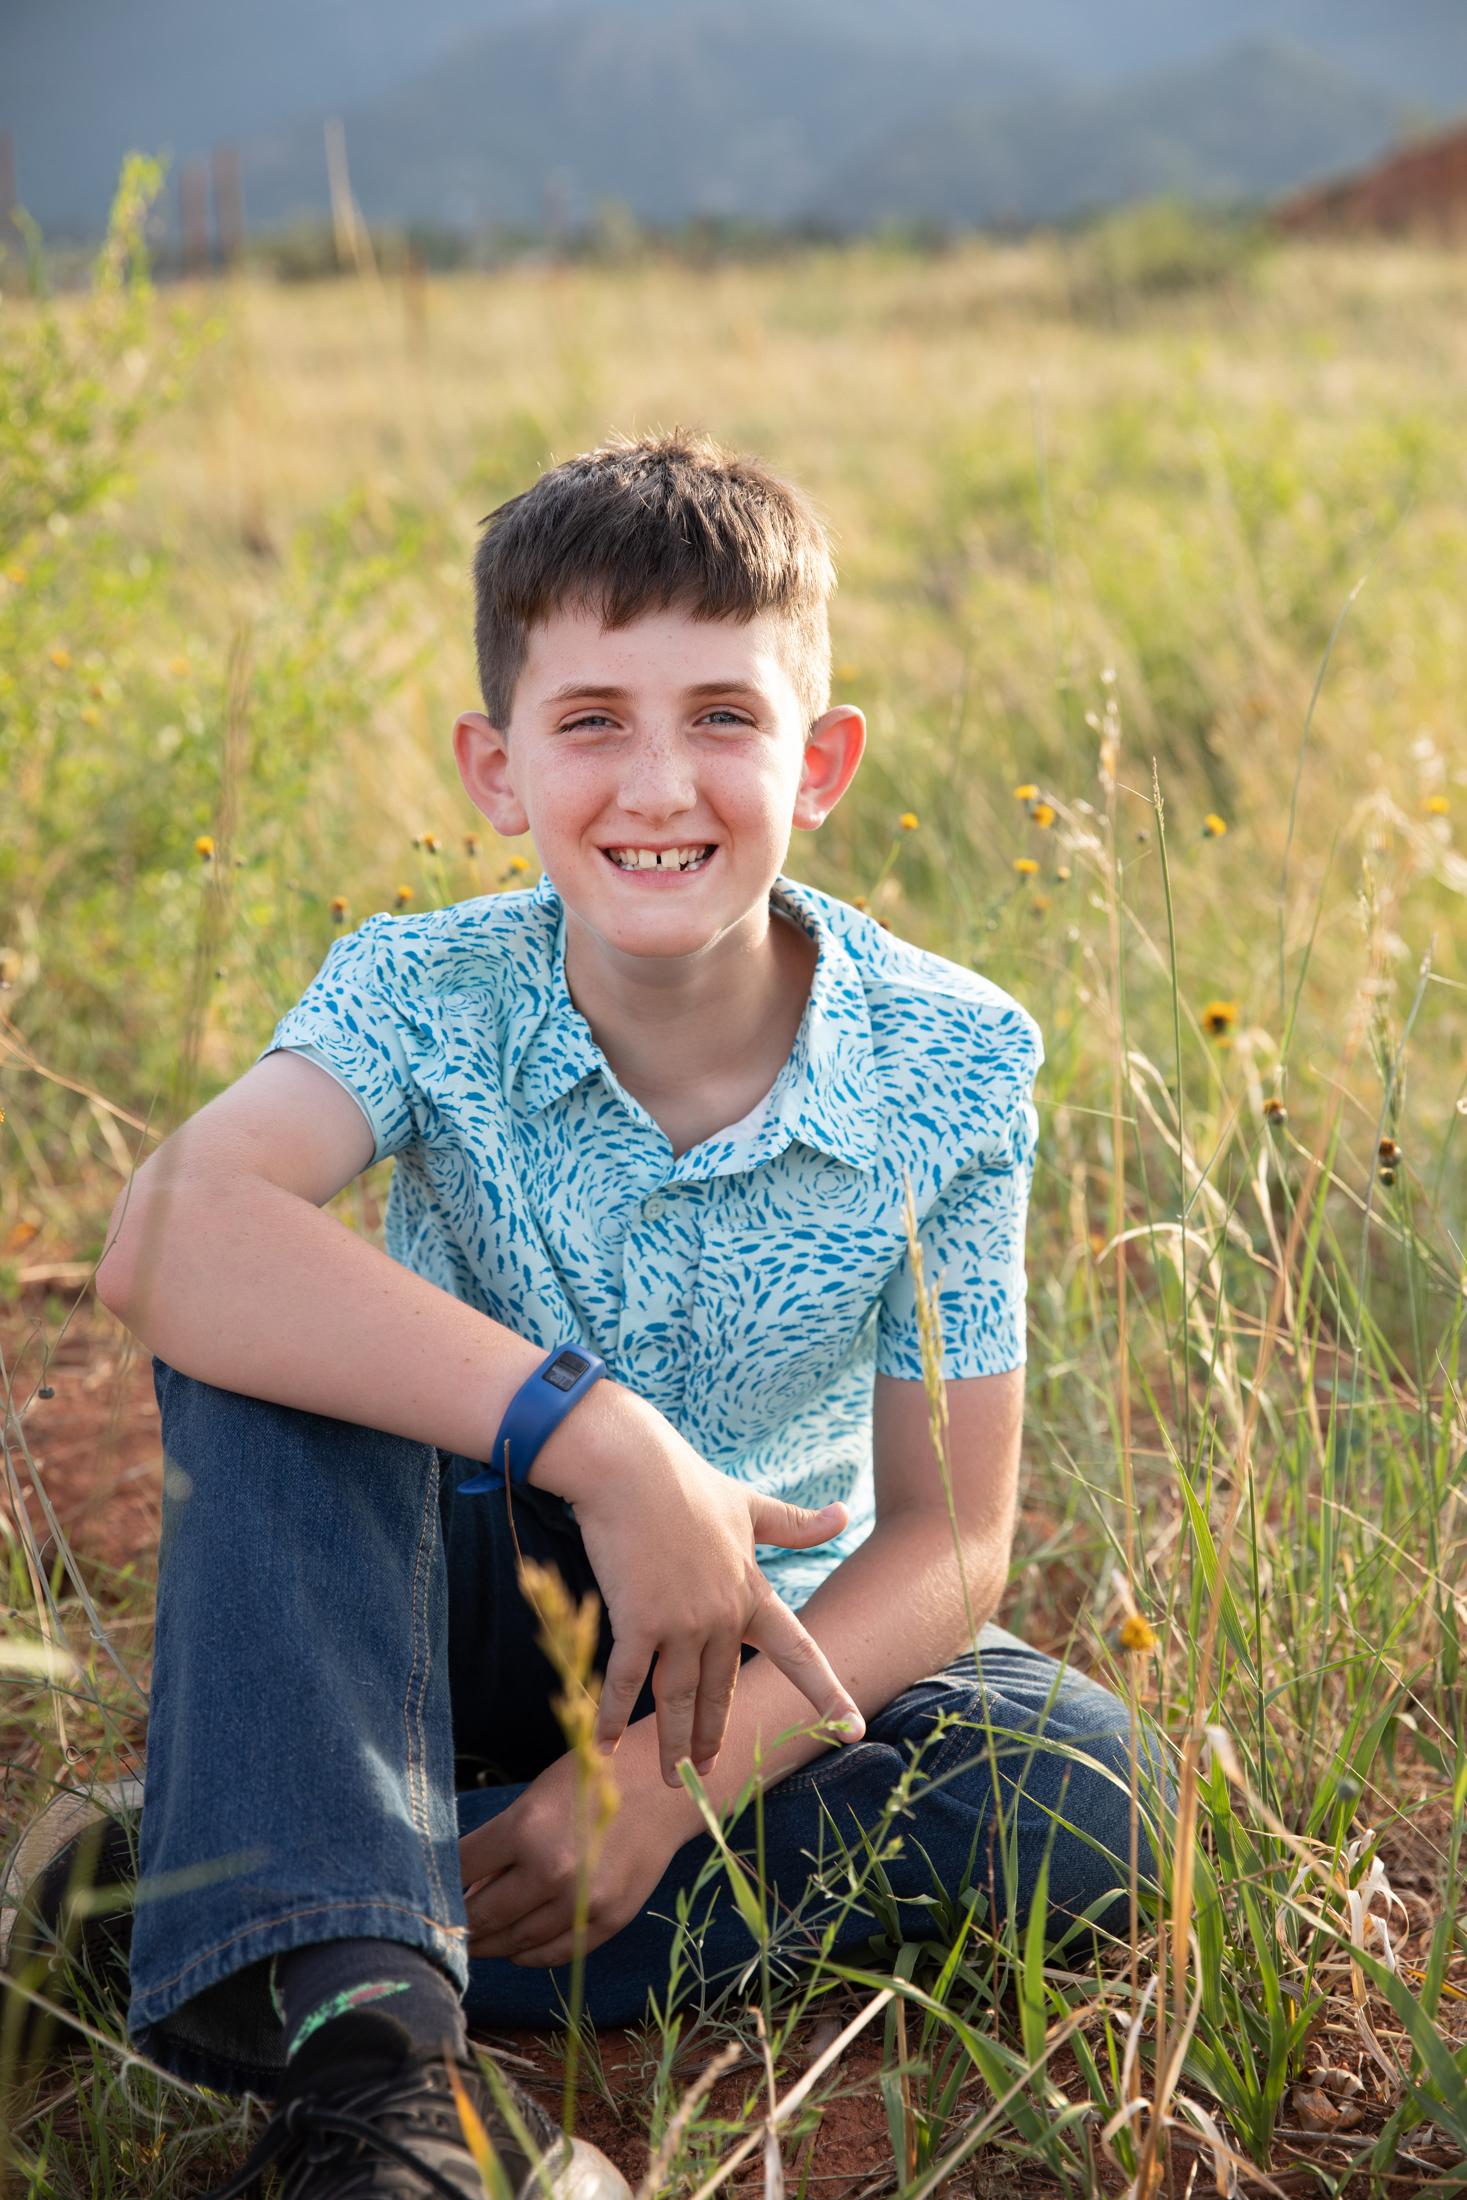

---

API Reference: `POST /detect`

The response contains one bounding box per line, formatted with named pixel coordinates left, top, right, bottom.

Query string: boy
left=7, top=433, right=1141, bottom=2198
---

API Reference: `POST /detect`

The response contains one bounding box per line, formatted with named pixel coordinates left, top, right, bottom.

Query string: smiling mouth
left=603, top=845, right=714, bottom=874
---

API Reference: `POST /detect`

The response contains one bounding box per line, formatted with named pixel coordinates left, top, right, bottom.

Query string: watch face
left=543, top=1350, right=590, bottom=1392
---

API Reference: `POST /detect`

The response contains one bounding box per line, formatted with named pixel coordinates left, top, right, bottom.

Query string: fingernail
left=695, top=1755, right=715, bottom=1774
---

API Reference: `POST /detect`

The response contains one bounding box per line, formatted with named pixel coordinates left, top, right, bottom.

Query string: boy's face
left=454, top=605, right=864, bottom=970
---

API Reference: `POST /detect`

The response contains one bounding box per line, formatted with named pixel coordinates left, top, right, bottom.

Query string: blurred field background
left=4, top=167, right=1467, bottom=2195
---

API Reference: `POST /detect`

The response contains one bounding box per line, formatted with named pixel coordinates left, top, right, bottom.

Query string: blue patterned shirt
left=270, top=876, right=1041, bottom=1605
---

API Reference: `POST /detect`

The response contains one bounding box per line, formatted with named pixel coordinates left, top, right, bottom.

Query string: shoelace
left=206, top=2082, right=479, bottom=2200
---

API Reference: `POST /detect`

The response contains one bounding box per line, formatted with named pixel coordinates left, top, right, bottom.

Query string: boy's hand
left=460, top=1749, right=688, bottom=1966
left=531, top=1386, right=863, bottom=1784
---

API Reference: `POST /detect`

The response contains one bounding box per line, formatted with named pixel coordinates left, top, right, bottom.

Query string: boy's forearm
left=104, top=1161, right=548, bottom=1454
left=97, top=1153, right=663, bottom=1497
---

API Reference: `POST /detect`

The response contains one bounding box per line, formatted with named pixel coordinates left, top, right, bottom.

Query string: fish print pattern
left=270, top=873, right=1042, bottom=1605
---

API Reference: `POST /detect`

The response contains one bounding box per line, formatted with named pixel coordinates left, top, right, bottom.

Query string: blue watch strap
left=458, top=1345, right=606, bottom=1494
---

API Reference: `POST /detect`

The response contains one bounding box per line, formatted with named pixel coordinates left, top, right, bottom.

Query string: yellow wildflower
left=1203, top=813, right=1228, bottom=838
left=418, top=831, right=442, bottom=854
left=330, top=896, right=349, bottom=923
left=1056, top=865, right=1072, bottom=882
left=1012, top=783, right=1038, bottom=802
left=852, top=895, right=869, bottom=911
left=899, top=812, right=919, bottom=832
left=1426, top=793, right=1449, bottom=815
left=170, top=656, right=190, bottom=677
left=1202, top=999, right=1238, bottom=1037
left=80, top=706, right=101, bottom=726
left=1013, top=856, right=1040, bottom=876
left=49, top=647, right=71, bottom=670
left=463, top=833, right=481, bottom=856
left=1032, top=802, right=1055, bottom=829
left=194, top=835, right=215, bottom=859
left=1264, top=1097, right=1287, bottom=1124
left=508, top=855, right=530, bottom=873
left=5, top=565, right=26, bottom=585
left=1118, top=1612, right=1158, bottom=1654
left=395, top=885, right=414, bottom=907
left=1030, top=892, right=1051, bottom=914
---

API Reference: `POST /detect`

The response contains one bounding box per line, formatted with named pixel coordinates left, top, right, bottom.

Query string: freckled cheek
left=525, top=760, right=619, bottom=841
left=704, top=760, right=801, bottom=843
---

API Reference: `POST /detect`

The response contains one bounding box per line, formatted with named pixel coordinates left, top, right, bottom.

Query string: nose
left=615, top=726, right=697, bottom=824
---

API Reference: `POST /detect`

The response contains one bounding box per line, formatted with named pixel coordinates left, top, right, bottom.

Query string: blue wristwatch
left=458, top=1345, right=607, bottom=1494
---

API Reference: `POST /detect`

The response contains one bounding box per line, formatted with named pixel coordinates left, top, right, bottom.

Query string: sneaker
left=0, top=1775, right=142, bottom=2066
left=206, top=2009, right=632, bottom=2200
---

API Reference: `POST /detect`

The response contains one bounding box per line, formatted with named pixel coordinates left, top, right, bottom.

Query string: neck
left=563, top=896, right=816, bottom=1157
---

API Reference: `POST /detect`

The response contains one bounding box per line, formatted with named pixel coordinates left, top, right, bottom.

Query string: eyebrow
left=545, top=679, right=769, bottom=705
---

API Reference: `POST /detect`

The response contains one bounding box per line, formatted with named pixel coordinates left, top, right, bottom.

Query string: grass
left=3, top=174, right=1467, bottom=2193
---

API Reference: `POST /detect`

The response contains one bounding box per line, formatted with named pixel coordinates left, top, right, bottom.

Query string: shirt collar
left=509, top=875, right=881, bottom=1171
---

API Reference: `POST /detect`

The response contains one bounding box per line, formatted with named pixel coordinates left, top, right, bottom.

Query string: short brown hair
left=473, top=430, right=835, bottom=728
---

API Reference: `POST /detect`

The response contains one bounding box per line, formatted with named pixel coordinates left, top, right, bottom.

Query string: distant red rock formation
left=1275, top=123, right=1467, bottom=237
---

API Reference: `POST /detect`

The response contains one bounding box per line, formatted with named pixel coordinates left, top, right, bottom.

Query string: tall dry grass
left=2, top=177, right=1467, bottom=2194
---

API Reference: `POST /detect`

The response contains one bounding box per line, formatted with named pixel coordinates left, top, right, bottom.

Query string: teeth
left=609, top=845, right=710, bottom=872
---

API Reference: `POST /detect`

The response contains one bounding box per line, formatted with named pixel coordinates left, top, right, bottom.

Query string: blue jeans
left=130, top=1366, right=1150, bottom=2094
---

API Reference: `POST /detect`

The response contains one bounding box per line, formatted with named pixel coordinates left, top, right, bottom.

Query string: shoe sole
left=0, top=1775, right=144, bottom=1972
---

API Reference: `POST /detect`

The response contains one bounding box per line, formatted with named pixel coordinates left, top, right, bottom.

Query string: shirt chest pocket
left=683, top=1219, right=899, bottom=1440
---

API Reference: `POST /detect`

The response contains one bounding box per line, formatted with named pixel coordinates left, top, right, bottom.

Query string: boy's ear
left=793, top=706, right=865, bottom=831
left=454, top=712, right=531, bottom=837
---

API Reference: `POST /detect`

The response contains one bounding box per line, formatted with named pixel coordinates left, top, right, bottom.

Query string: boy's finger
left=651, top=1647, right=705, bottom=1785
left=746, top=1599, right=865, bottom=1743
left=688, top=1631, right=743, bottom=1774
left=748, top=1496, right=849, bottom=1550
left=594, top=1634, right=654, bottom=1752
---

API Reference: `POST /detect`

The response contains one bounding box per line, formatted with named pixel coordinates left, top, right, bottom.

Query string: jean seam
left=405, top=1448, right=450, bottom=1931
left=137, top=1899, right=468, bottom=2000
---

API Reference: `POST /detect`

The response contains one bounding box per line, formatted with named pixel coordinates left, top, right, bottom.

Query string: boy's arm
left=97, top=1051, right=863, bottom=1774
left=462, top=1364, right=1022, bottom=1965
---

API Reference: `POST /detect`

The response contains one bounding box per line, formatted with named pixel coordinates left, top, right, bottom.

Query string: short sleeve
left=264, top=920, right=420, bottom=1164
left=876, top=1093, right=1038, bottom=1380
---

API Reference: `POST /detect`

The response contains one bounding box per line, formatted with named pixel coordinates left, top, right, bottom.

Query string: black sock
left=273, top=1938, right=467, bottom=2062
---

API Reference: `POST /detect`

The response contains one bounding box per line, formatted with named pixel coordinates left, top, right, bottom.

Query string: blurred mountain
left=819, top=40, right=1415, bottom=232
left=237, top=8, right=1060, bottom=232
left=1, top=0, right=1461, bottom=235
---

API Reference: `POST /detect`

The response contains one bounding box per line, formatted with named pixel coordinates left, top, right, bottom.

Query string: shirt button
left=642, top=1195, right=665, bottom=1220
